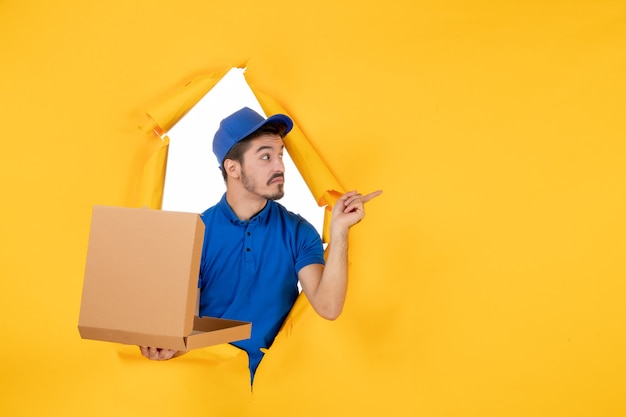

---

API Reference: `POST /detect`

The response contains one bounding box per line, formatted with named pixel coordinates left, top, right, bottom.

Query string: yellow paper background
left=1, top=1, right=625, bottom=416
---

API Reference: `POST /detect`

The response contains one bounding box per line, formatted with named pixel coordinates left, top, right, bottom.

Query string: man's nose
left=274, top=157, right=285, bottom=171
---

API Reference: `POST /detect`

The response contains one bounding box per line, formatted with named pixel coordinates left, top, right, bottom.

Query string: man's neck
left=225, top=188, right=268, bottom=221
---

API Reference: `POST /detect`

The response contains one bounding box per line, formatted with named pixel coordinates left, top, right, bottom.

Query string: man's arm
left=299, top=190, right=382, bottom=320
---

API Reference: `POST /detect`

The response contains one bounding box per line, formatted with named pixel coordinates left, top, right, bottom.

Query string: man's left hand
left=331, top=190, right=382, bottom=233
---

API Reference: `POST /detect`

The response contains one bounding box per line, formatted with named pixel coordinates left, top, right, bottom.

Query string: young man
left=141, top=107, right=381, bottom=380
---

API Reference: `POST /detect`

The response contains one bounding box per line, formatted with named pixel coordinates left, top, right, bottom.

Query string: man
left=141, top=107, right=381, bottom=381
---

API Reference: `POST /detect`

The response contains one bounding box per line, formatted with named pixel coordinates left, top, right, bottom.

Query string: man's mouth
left=267, top=174, right=284, bottom=185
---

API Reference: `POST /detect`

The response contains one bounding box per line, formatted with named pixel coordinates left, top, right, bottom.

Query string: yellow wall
left=1, top=1, right=625, bottom=416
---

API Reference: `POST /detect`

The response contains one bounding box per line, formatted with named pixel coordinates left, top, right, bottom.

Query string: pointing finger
left=361, top=190, right=383, bottom=204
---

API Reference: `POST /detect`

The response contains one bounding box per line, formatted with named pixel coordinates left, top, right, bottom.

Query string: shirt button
left=246, top=248, right=250, bottom=252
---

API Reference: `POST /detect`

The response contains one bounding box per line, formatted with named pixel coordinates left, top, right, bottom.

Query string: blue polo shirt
left=198, top=194, right=325, bottom=379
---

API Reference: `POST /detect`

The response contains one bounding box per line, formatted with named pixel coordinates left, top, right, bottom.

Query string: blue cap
left=212, top=107, right=293, bottom=168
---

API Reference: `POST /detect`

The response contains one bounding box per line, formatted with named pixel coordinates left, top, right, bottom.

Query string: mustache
left=267, top=173, right=284, bottom=185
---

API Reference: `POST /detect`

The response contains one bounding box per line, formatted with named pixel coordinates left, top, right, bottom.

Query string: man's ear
left=223, top=159, right=240, bottom=180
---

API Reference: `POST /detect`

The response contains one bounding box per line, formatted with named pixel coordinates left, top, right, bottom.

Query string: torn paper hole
left=162, top=67, right=324, bottom=237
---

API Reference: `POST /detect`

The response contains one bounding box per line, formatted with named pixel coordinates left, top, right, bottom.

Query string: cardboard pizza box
left=78, top=206, right=251, bottom=351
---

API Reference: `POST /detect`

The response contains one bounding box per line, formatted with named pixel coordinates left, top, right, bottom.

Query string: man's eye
left=261, top=154, right=270, bottom=160
left=279, top=153, right=284, bottom=159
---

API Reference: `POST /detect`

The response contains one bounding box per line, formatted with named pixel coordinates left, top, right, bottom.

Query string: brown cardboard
left=78, top=206, right=251, bottom=351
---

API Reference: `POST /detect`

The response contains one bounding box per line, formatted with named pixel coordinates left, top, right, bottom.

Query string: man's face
left=240, top=134, right=286, bottom=201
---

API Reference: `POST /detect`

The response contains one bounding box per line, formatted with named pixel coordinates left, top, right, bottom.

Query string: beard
left=241, top=169, right=285, bottom=201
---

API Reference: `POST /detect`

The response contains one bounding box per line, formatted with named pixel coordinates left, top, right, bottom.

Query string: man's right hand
left=139, top=346, right=180, bottom=360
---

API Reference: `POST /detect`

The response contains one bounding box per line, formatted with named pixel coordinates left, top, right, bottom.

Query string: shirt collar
left=217, top=193, right=272, bottom=226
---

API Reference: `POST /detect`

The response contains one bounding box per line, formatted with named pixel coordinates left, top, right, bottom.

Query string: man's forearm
left=314, top=228, right=349, bottom=320
left=305, top=189, right=381, bottom=320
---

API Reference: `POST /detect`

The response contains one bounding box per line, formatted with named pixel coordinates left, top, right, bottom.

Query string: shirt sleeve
left=294, top=217, right=325, bottom=273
